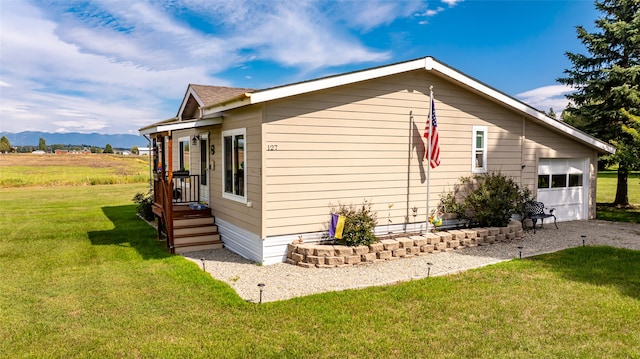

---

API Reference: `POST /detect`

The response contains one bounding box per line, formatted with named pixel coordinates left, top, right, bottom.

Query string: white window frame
left=472, top=126, right=488, bottom=173
left=222, top=128, right=247, bottom=203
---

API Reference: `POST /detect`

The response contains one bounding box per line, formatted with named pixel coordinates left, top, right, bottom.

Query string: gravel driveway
left=184, top=220, right=640, bottom=303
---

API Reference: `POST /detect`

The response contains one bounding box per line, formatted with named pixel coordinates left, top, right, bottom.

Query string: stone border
left=286, top=222, right=524, bottom=268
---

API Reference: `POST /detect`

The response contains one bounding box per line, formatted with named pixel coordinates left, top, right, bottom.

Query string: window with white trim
left=178, top=137, right=190, bottom=171
left=222, top=128, right=246, bottom=202
left=472, top=126, right=487, bottom=173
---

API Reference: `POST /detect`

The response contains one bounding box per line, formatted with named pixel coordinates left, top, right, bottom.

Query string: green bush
left=132, top=190, right=155, bottom=221
left=440, top=172, right=531, bottom=227
left=332, top=200, right=378, bottom=247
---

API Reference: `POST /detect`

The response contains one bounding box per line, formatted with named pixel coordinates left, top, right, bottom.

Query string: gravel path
left=183, top=220, right=640, bottom=303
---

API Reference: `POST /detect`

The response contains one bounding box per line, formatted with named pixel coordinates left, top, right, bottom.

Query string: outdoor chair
left=523, top=201, right=558, bottom=234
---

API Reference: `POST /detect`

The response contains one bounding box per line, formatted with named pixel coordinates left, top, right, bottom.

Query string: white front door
left=536, top=158, right=588, bottom=222
left=199, top=134, right=210, bottom=205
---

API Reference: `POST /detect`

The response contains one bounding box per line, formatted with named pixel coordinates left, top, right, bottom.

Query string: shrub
left=440, top=172, right=531, bottom=227
left=331, top=200, right=378, bottom=247
left=132, top=190, right=155, bottom=221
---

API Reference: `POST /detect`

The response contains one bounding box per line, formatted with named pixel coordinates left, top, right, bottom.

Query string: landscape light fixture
left=581, top=235, right=586, bottom=247
left=517, top=246, right=524, bottom=259
left=427, top=262, right=433, bottom=278
left=257, top=283, right=265, bottom=304
left=200, top=258, right=206, bottom=271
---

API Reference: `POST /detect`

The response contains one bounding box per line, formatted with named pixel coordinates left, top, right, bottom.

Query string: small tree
left=104, top=144, right=114, bottom=154
left=331, top=200, right=378, bottom=247
left=131, top=146, right=139, bottom=155
left=0, top=136, right=10, bottom=153
left=38, top=137, right=46, bottom=151
left=440, top=172, right=531, bottom=227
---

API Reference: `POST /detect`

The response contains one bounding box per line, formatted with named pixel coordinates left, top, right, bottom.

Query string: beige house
left=140, top=56, right=615, bottom=264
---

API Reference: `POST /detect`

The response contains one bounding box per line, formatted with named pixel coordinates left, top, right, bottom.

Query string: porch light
left=257, top=283, right=265, bottom=304
left=517, top=246, right=524, bottom=259
left=427, top=262, right=433, bottom=278
left=191, top=135, right=199, bottom=146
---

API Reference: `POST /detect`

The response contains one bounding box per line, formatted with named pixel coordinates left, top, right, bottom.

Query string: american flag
left=424, top=96, right=440, bottom=168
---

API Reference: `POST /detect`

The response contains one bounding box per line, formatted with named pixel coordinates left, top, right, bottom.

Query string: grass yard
left=596, top=170, right=640, bottom=222
left=1, top=184, right=639, bottom=358
left=0, top=154, right=149, bottom=187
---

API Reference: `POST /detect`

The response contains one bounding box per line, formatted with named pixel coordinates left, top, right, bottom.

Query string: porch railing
left=154, top=177, right=175, bottom=252
left=171, top=174, right=200, bottom=204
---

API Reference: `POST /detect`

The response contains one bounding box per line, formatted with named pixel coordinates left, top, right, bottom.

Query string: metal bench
left=523, top=201, right=558, bottom=234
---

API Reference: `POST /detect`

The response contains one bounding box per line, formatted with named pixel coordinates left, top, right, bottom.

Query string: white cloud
left=516, top=84, right=575, bottom=118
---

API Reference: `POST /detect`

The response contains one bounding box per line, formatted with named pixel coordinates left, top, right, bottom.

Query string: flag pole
left=426, top=86, right=433, bottom=232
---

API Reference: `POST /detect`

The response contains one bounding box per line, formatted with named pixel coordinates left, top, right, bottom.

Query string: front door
left=199, top=134, right=210, bottom=205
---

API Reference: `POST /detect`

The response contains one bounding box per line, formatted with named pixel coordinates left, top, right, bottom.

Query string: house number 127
left=267, top=145, right=278, bottom=151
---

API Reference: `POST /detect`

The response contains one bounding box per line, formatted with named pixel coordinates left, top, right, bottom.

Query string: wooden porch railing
left=171, top=174, right=200, bottom=204
left=154, top=177, right=175, bottom=252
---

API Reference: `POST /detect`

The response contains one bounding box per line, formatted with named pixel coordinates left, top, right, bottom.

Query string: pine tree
left=557, top=0, right=640, bottom=206
left=38, top=137, right=47, bottom=151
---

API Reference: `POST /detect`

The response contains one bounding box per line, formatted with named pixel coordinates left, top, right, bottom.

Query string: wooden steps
left=171, top=204, right=223, bottom=254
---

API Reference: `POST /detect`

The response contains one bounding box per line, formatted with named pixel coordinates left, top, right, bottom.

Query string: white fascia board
left=177, top=85, right=204, bottom=121
left=247, top=58, right=427, bottom=104
left=138, top=118, right=222, bottom=136
left=201, top=96, right=252, bottom=118
left=426, top=58, right=616, bottom=154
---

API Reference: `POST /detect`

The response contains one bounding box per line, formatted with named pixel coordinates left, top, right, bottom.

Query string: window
left=551, top=174, right=567, bottom=188
left=472, top=126, right=487, bottom=173
left=178, top=137, right=190, bottom=171
left=538, top=175, right=550, bottom=189
left=222, top=129, right=246, bottom=202
left=569, top=174, right=583, bottom=187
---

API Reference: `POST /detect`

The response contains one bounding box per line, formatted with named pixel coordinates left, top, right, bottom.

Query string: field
left=0, top=153, right=149, bottom=187
left=596, top=171, right=640, bottom=222
left=1, top=155, right=639, bottom=357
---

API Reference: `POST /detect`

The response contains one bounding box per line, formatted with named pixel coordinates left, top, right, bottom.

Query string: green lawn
left=1, top=184, right=639, bottom=358
left=596, top=170, right=640, bottom=222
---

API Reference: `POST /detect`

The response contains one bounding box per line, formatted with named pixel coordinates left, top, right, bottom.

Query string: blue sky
left=0, top=0, right=598, bottom=135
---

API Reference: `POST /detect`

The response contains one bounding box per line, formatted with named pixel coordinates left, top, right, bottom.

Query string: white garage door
left=537, top=158, right=589, bottom=222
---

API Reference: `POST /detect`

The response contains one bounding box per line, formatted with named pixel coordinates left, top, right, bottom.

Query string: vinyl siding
left=261, top=70, right=530, bottom=237
left=208, top=105, right=263, bottom=237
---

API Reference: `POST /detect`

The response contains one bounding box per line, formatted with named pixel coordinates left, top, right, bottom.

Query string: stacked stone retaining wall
left=287, top=222, right=524, bottom=268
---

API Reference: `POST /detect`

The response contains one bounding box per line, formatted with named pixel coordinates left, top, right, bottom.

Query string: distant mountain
left=0, top=131, right=148, bottom=149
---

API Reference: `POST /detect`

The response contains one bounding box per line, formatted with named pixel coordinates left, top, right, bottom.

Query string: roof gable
left=178, top=84, right=253, bottom=120
left=200, top=57, right=614, bottom=155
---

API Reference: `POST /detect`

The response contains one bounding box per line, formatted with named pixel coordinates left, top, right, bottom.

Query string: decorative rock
left=397, top=238, right=414, bottom=248
left=285, top=258, right=297, bottom=265
left=369, top=243, right=384, bottom=252
left=296, top=244, right=316, bottom=256
left=496, top=234, right=506, bottom=241
left=411, top=236, right=428, bottom=246
left=361, top=252, right=377, bottom=262
left=333, top=245, right=353, bottom=256
left=485, top=235, right=496, bottom=243
left=316, top=264, right=336, bottom=268
left=487, top=228, right=501, bottom=236
left=506, top=232, right=516, bottom=240
left=353, top=245, right=370, bottom=255
left=344, top=255, right=361, bottom=264
left=424, top=233, right=440, bottom=244
left=437, top=232, right=453, bottom=242
left=500, top=227, right=512, bottom=234
left=325, top=256, right=344, bottom=266
left=461, top=229, right=478, bottom=239
left=421, top=244, right=435, bottom=253
left=377, top=251, right=392, bottom=260
left=435, top=242, right=447, bottom=251
left=307, top=255, right=325, bottom=264
left=291, top=252, right=305, bottom=262
left=392, top=248, right=407, bottom=257
left=315, top=245, right=334, bottom=257
left=297, top=262, right=315, bottom=268
left=448, top=230, right=466, bottom=240
left=380, top=239, right=400, bottom=251
left=476, top=228, right=489, bottom=238
left=448, top=240, right=460, bottom=249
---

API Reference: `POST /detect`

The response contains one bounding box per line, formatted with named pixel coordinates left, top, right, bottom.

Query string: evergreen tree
left=104, top=144, right=114, bottom=154
left=557, top=0, right=640, bottom=206
left=38, top=137, right=46, bottom=151
left=0, top=136, right=11, bottom=153
left=547, top=108, right=557, bottom=119
left=131, top=146, right=139, bottom=155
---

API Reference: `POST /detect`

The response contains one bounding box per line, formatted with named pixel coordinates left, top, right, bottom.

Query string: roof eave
left=138, top=117, right=222, bottom=136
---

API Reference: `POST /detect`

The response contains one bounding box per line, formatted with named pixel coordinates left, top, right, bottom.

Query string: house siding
left=261, top=70, right=533, bottom=237
left=208, top=105, right=263, bottom=239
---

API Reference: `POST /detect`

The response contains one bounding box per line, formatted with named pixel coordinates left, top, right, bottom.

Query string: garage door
left=537, top=158, right=588, bottom=222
